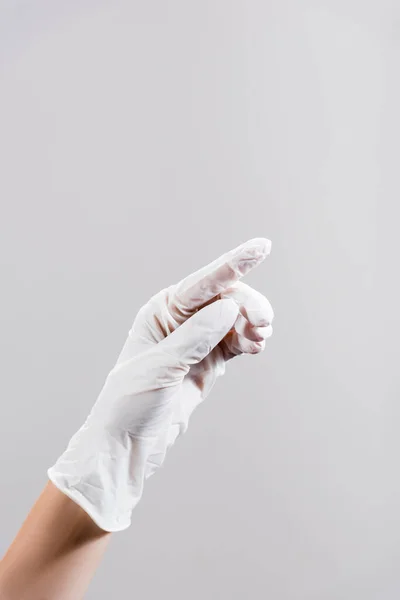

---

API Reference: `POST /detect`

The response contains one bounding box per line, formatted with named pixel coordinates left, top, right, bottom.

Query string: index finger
left=173, top=237, right=271, bottom=311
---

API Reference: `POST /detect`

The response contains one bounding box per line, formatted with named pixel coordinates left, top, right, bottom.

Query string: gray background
left=0, top=1, right=399, bottom=598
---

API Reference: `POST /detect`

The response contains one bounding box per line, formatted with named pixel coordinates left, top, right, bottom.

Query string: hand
left=48, top=238, right=274, bottom=532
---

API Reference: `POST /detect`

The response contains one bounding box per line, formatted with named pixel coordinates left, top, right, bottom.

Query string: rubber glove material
left=48, top=238, right=273, bottom=531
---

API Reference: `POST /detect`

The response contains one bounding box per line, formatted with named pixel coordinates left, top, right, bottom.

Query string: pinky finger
left=222, top=330, right=271, bottom=358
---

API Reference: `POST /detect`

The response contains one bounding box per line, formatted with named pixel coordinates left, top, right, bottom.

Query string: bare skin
left=0, top=481, right=111, bottom=600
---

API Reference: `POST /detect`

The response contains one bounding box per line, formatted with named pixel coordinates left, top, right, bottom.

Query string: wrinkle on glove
left=48, top=238, right=273, bottom=532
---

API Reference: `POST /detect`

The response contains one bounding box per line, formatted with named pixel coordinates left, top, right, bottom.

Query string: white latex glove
left=48, top=238, right=274, bottom=531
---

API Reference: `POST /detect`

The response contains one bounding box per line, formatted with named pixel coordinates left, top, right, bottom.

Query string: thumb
left=159, top=299, right=239, bottom=366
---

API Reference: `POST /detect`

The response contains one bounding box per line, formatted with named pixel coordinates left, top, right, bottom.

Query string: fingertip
left=246, top=237, right=272, bottom=256
left=230, top=238, right=272, bottom=277
left=248, top=340, right=266, bottom=354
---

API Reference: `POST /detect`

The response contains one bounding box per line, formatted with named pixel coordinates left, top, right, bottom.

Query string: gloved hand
left=48, top=238, right=274, bottom=532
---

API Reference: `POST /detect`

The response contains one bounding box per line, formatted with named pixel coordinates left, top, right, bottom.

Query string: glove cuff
left=47, top=425, right=148, bottom=532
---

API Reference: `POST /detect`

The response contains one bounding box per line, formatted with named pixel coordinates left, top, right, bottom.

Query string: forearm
left=0, top=481, right=111, bottom=600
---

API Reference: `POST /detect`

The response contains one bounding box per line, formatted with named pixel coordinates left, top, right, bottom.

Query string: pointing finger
left=173, top=237, right=271, bottom=312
